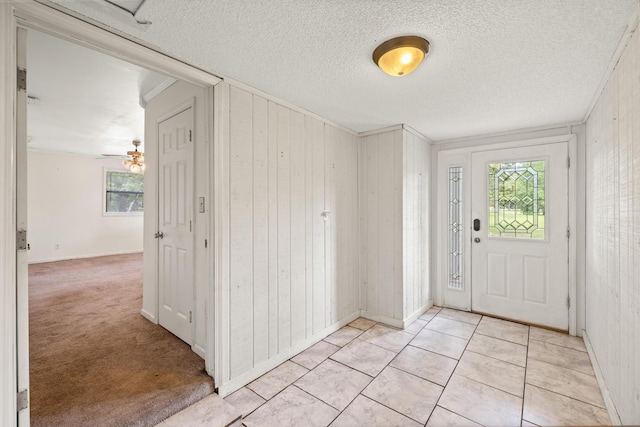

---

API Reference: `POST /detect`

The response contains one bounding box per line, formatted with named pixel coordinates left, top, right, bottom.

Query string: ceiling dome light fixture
left=122, top=139, right=145, bottom=173
left=373, top=35, right=430, bottom=77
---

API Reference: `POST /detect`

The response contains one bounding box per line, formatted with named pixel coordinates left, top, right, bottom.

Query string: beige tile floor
left=164, top=307, right=612, bottom=426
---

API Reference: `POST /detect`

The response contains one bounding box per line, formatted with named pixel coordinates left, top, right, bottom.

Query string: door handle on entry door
left=473, top=219, right=480, bottom=231
left=474, top=237, right=481, bottom=243
left=154, top=231, right=164, bottom=239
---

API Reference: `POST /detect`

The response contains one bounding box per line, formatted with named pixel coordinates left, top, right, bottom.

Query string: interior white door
left=158, top=105, right=194, bottom=344
left=471, top=142, right=569, bottom=330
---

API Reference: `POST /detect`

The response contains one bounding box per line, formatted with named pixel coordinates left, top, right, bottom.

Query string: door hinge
left=566, top=226, right=571, bottom=239
left=189, top=311, right=192, bottom=323
left=190, top=220, right=192, bottom=232
left=189, top=130, right=192, bottom=142
left=17, top=229, right=27, bottom=251
left=17, top=389, right=28, bottom=412
left=567, top=156, right=571, bottom=168
left=17, top=68, right=26, bottom=91
left=567, top=296, right=571, bottom=309
left=204, top=239, right=208, bottom=248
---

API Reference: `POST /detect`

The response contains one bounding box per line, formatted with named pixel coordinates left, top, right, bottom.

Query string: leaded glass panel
left=448, top=167, right=463, bottom=289
left=488, top=160, right=545, bottom=239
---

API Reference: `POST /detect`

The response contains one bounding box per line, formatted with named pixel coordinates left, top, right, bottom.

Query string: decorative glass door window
left=448, top=167, right=463, bottom=289
left=488, top=160, right=545, bottom=239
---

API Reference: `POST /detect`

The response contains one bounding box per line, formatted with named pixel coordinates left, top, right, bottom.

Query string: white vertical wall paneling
left=359, top=127, right=430, bottom=325
left=585, top=24, right=640, bottom=424
left=217, top=82, right=231, bottom=384
left=351, top=133, right=360, bottom=314
left=276, top=104, right=292, bottom=352
left=358, top=141, right=368, bottom=311
left=325, top=125, right=337, bottom=325
left=220, top=84, right=359, bottom=395
left=344, top=131, right=360, bottom=319
left=632, top=32, right=640, bottom=421
left=333, top=129, right=359, bottom=320
left=401, top=132, right=408, bottom=315
left=402, top=130, right=431, bottom=318
left=290, top=110, right=306, bottom=344
left=392, top=130, right=404, bottom=320
left=228, top=86, right=254, bottom=378
left=267, top=100, right=279, bottom=358
left=377, top=131, right=396, bottom=319
left=617, top=41, right=630, bottom=418
left=364, top=134, right=380, bottom=314
left=312, top=118, right=326, bottom=335
left=252, top=95, right=269, bottom=365
left=304, top=116, right=314, bottom=338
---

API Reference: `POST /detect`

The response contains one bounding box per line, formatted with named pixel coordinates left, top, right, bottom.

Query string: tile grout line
left=231, top=312, right=608, bottom=426
left=520, top=325, right=531, bottom=426
left=425, top=311, right=482, bottom=425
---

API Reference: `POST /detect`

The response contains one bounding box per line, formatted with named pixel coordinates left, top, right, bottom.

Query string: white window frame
left=103, top=168, right=144, bottom=216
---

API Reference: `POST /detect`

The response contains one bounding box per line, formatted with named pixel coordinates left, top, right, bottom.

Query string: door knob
left=154, top=231, right=164, bottom=239
left=474, top=237, right=481, bottom=243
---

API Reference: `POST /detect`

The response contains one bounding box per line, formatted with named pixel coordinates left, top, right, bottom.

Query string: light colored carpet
left=29, top=253, right=213, bottom=427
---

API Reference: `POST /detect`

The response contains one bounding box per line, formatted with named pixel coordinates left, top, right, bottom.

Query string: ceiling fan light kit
left=123, top=139, right=145, bottom=173
left=373, top=35, right=430, bottom=77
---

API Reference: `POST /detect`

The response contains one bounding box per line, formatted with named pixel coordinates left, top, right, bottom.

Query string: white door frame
left=436, top=134, right=578, bottom=335
left=1, top=2, right=222, bottom=424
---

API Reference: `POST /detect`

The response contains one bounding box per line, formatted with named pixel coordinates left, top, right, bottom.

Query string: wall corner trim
left=583, top=3, right=640, bottom=123
left=402, top=301, right=432, bottom=328
left=401, top=124, right=432, bottom=144
left=582, top=330, right=622, bottom=425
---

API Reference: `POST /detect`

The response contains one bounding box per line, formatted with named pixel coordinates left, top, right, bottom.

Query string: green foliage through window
left=488, top=160, right=545, bottom=239
left=105, top=171, right=144, bottom=213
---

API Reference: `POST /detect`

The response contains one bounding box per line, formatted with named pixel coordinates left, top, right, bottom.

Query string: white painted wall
left=143, top=80, right=210, bottom=358
left=216, top=83, right=360, bottom=395
left=585, top=20, right=640, bottom=424
left=359, top=126, right=431, bottom=326
left=27, top=150, right=143, bottom=263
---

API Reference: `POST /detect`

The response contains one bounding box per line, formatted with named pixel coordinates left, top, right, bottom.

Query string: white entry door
left=157, top=105, right=194, bottom=344
left=470, top=142, right=568, bottom=330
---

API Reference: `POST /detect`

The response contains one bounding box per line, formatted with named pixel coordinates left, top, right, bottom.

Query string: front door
left=470, top=142, right=569, bottom=330
left=157, top=105, right=194, bottom=344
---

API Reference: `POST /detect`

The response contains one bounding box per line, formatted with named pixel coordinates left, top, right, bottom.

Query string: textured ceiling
left=27, top=29, right=169, bottom=156
left=48, top=0, right=638, bottom=141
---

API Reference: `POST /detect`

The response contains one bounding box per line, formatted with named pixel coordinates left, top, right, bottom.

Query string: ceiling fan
left=122, top=139, right=145, bottom=173
left=100, top=139, right=145, bottom=173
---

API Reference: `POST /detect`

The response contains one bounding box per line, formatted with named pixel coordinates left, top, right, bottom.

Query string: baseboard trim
left=359, top=311, right=404, bottom=329
left=192, top=343, right=206, bottom=360
left=402, top=301, right=433, bottom=328
left=216, top=311, right=360, bottom=398
left=28, top=250, right=142, bottom=264
left=140, top=308, right=157, bottom=324
left=582, top=330, right=621, bottom=425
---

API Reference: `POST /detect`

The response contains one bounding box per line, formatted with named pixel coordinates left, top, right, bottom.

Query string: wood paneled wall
left=585, top=25, right=640, bottom=424
left=403, top=130, right=431, bottom=319
left=218, top=83, right=359, bottom=392
left=359, top=127, right=431, bottom=326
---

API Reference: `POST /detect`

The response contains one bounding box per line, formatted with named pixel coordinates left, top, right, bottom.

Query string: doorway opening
left=23, top=27, right=211, bottom=425
left=436, top=137, right=577, bottom=333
